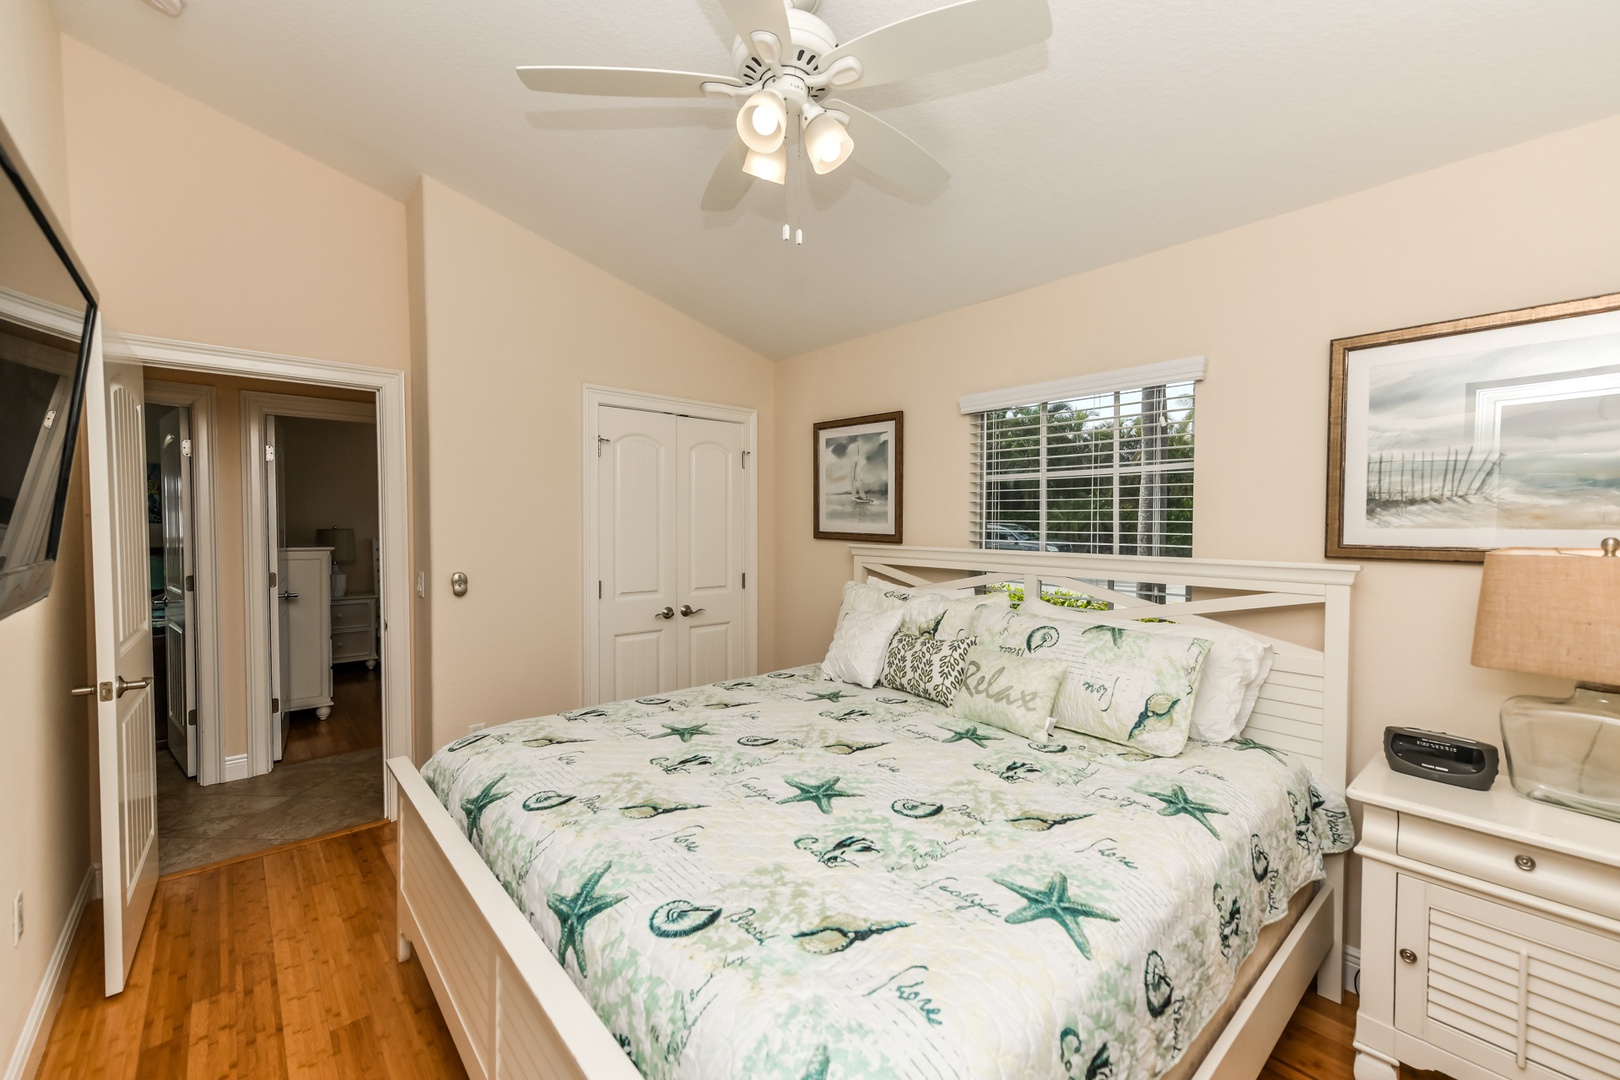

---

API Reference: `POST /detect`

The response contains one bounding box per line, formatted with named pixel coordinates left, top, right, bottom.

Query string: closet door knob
left=679, top=605, right=705, bottom=617
left=654, top=607, right=676, bottom=620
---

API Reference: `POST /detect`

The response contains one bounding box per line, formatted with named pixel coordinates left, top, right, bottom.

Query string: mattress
left=422, top=666, right=1354, bottom=1080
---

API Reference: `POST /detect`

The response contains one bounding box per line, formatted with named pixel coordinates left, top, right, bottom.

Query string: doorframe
left=242, top=392, right=376, bottom=777
left=143, top=381, right=223, bottom=786
left=121, top=335, right=412, bottom=817
left=581, top=385, right=759, bottom=706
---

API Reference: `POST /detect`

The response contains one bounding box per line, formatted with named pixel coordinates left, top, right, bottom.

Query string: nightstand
left=1348, top=757, right=1620, bottom=1080
left=330, top=593, right=379, bottom=668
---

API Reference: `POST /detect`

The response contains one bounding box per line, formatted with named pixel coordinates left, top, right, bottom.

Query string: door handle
left=654, top=607, right=675, bottom=620
left=278, top=591, right=299, bottom=600
left=115, top=675, right=152, bottom=698
left=679, top=605, right=705, bottom=617
left=70, top=684, right=98, bottom=697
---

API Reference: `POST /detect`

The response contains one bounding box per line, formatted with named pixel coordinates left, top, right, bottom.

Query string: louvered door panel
left=1395, top=875, right=1620, bottom=1080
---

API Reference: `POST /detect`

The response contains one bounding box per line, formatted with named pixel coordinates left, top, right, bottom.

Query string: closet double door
left=596, top=405, right=747, bottom=702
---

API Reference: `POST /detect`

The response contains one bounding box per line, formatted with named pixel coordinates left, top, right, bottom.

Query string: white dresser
left=331, top=593, right=378, bottom=668
left=1350, top=757, right=1620, bottom=1080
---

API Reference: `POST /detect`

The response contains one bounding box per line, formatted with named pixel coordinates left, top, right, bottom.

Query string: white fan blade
left=819, top=0, right=1051, bottom=89
left=517, top=66, right=743, bottom=98
left=823, top=100, right=950, bottom=200
left=701, top=137, right=755, bottom=211
left=717, top=0, right=794, bottom=61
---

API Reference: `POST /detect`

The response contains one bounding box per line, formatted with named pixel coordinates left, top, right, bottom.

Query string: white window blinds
left=962, top=358, right=1203, bottom=558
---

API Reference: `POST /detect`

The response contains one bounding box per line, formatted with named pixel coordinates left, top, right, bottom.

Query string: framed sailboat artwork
left=813, top=411, right=903, bottom=542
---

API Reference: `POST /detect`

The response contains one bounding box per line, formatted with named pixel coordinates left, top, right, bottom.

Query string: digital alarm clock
left=1384, top=727, right=1500, bottom=790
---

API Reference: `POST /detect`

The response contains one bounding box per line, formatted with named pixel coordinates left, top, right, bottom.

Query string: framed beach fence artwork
left=1328, top=290, right=1620, bottom=561
left=813, top=411, right=903, bottom=542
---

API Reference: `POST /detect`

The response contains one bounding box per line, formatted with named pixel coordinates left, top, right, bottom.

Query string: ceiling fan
left=517, top=0, right=1052, bottom=236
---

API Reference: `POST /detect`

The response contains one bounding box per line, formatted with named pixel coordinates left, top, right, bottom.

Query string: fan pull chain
left=786, top=108, right=804, bottom=246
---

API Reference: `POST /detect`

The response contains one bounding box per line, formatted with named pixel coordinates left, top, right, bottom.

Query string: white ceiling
left=49, top=0, right=1620, bottom=358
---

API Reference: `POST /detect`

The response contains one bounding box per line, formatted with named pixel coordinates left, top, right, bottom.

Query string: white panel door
left=84, top=329, right=159, bottom=995
left=159, top=408, right=196, bottom=776
left=265, top=416, right=289, bottom=761
left=597, top=406, right=679, bottom=701
left=676, top=416, right=746, bottom=688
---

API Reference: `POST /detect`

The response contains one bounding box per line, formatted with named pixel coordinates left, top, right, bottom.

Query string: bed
left=388, top=546, right=1359, bottom=1080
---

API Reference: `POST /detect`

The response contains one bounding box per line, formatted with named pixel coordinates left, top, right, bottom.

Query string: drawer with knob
left=1397, top=816, right=1620, bottom=923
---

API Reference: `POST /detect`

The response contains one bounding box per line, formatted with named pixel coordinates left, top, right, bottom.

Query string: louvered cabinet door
left=1394, top=875, right=1620, bottom=1080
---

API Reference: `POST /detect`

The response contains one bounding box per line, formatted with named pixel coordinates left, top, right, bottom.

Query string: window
left=963, top=359, right=1201, bottom=559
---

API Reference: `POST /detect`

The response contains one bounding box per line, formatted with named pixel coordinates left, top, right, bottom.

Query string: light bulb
left=815, top=138, right=840, bottom=163
left=751, top=107, right=778, bottom=137
left=737, top=91, right=786, bottom=154
left=802, top=112, right=854, bottom=175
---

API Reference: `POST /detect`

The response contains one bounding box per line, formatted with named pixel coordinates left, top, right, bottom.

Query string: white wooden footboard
left=390, top=758, right=641, bottom=1080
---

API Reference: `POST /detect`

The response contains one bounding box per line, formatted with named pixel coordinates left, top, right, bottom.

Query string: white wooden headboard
left=850, top=545, right=1360, bottom=794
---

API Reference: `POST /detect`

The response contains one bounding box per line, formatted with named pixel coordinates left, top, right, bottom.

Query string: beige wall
left=0, top=4, right=92, bottom=1071
left=278, top=415, right=381, bottom=596
left=412, top=177, right=778, bottom=751
left=143, top=369, right=370, bottom=759
left=774, top=113, right=1620, bottom=945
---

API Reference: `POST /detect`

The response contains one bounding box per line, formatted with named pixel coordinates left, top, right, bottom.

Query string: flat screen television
left=0, top=119, right=98, bottom=621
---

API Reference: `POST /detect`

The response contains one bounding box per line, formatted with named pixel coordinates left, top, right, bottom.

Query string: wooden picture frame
left=1327, top=290, right=1620, bottom=562
left=813, top=411, right=903, bottom=542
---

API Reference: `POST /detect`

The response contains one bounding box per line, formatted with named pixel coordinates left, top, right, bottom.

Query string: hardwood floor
left=39, top=822, right=465, bottom=1079
left=42, top=820, right=1439, bottom=1079
left=282, top=665, right=383, bottom=766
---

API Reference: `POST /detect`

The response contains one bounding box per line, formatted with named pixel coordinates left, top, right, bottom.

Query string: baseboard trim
left=1343, top=944, right=1361, bottom=997
left=3, top=865, right=95, bottom=1080
left=224, top=754, right=250, bottom=782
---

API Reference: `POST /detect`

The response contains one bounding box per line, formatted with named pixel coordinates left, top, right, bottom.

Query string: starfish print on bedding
left=779, top=777, right=860, bottom=814
left=1142, top=783, right=1229, bottom=838
left=1230, top=736, right=1288, bottom=763
left=807, top=689, right=850, bottom=702
left=941, top=724, right=1001, bottom=748
left=653, top=722, right=710, bottom=743
left=547, top=863, right=626, bottom=978
left=993, top=872, right=1119, bottom=959
left=460, top=775, right=511, bottom=842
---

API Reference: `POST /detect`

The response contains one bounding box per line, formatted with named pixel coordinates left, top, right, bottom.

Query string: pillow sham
left=972, top=606, right=1211, bottom=756
left=901, top=589, right=1011, bottom=639
left=880, top=632, right=973, bottom=706
left=821, top=606, right=906, bottom=688
left=947, top=644, right=1063, bottom=740
left=1021, top=595, right=1274, bottom=742
left=837, top=579, right=914, bottom=618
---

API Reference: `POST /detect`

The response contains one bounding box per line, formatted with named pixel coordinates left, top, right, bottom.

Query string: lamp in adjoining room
left=1471, top=538, right=1620, bottom=821
left=315, top=526, right=357, bottom=598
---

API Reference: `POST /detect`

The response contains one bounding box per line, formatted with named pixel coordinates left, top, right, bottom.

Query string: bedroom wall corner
left=771, top=111, right=1620, bottom=952
left=0, top=6, right=94, bottom=1074
left=413, top=177, right=778, bottom=753
left=407, top=179, right=435, bottom=766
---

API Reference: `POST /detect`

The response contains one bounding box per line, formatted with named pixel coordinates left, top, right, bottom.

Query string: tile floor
left=155, top=746, right=384, bottom=875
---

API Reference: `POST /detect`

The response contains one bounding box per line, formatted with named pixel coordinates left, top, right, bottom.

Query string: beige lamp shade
left=315, top=526, right=357, bottom=566
left=1471, top=544, right=1620, bottom=685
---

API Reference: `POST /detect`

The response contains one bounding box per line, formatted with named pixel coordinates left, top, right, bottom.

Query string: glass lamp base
left=1500, top=684, right=1620, bottom=823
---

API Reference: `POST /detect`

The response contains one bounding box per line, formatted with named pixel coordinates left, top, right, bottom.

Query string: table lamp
left=315, top=526, right=357, bottom=597
left=1470, top=537, right=1620, bottom=821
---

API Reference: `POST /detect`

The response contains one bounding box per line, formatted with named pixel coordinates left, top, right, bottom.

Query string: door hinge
left=742, top=450, right=750, bottom=469
left=185, top=574, right=194, bottom=591
left=187, top=708, right=197, bottom=727
left=181, top=438, right=192, bottom=458
left=269, top=571, right=278, bottom=589
left=264, top=444, right=275, bottom=463
left=271, top=697, right=280, bottom=714
left=598, top=580, right=603, bottom=599
left=742, top=572, right=747, bottom=589
left=597, top=436, right=610, bottom=458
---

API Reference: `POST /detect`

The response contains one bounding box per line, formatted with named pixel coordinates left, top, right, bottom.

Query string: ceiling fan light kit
left=517, top=0, right=1052, bottom=238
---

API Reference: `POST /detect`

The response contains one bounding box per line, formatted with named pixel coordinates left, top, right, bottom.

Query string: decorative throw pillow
left=972, top=606, right=1211, bottom=756
left=821, top=606, right=906, bottom=688
left=880, top=632, right=973, bottom=706
left=947, top=644, right=1064, bottom=740
left=837, top=580, right=913, bottom=619
left=905, top=590, right=1012, bottom=640
left=1021, top=596, right=1274, bottom=742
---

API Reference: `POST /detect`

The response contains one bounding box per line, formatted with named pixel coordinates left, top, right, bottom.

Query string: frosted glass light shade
left=803, top=112, right=853, bottom=174
left=742, top=146, right=787, bottom=185
left=737, top=91, right=786, bottom=154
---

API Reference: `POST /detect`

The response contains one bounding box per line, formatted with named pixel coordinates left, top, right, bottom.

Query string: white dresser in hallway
left=1350, top=756, right=1620, bottom=1080
left=331, top=593, right=379, bottom=668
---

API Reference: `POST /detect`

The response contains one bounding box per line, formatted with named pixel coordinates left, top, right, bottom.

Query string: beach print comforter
left=422, top=666, right=1353, bottom=1080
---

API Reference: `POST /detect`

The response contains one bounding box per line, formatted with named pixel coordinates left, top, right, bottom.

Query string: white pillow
left=822, top=606, right=906, bottom=688
left=902, top=589, right=1011, bottom=638
left=1021, top=596, right=1273, bottom=742
left=838, top=579, right=913, bottom=617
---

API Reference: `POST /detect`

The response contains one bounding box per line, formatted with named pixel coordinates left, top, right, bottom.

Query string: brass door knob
left=1399, top=948, right=1418, bottom=965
